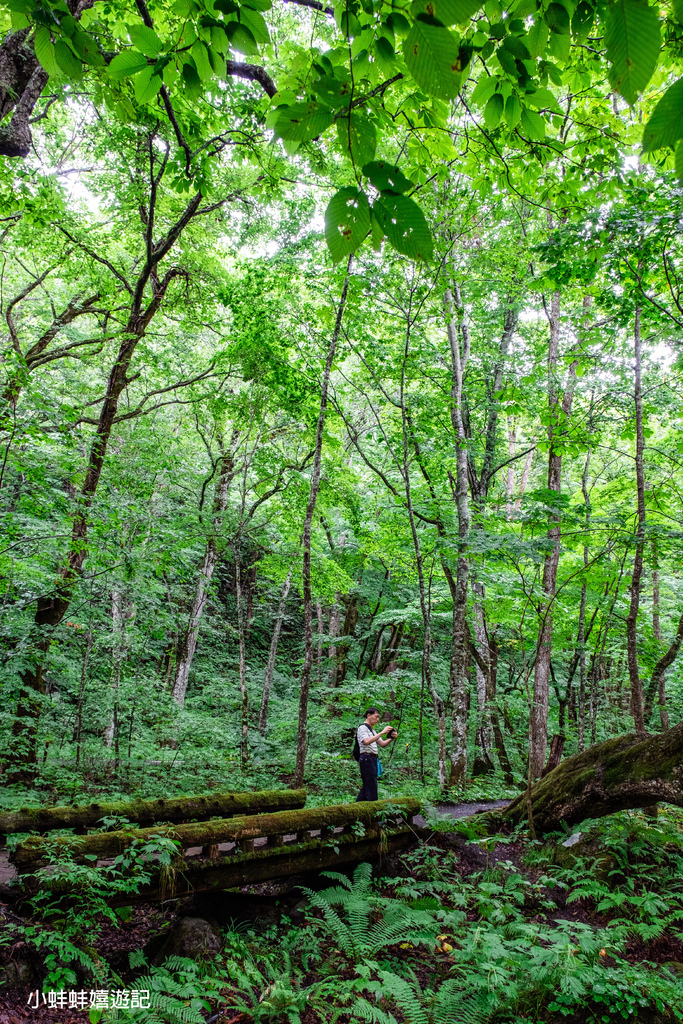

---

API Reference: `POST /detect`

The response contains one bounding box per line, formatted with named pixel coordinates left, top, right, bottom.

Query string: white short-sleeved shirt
left=357, top=723, right=377, bottom=755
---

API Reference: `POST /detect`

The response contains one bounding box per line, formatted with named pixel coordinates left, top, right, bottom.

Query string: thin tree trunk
left=443, top=281, right=472, bottom=788
left=646, top=538, right=669, bottom=730
left=75, top=626, right=94, bottom=770
left=258, top=572, right=292, bottom=735
left=172, top=439, right=236, bottom=707
left=104, top=587, right=131, bottom=753
left=529, top=292, right=582, bottom=778
left=294, top=258, right=353, bottom=789
left=316, top=601, right=324, bottom=685
left=626, top=307, right=647, bottom=739
left=577, top=431, right=592, bottom=752
left=328, top=599, right=341, bottom=683
left=235, top=546, right=249, bottom=767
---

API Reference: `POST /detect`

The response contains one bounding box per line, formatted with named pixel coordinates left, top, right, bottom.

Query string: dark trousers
left=356, top=755, right=378, bottom=802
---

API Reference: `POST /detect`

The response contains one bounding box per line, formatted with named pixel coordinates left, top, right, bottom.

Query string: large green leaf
left=128, top=23, right=163, bottom=57
left=324, top=187, right=371, bottom=263
left=34, top=26, right=61, bottom=78
left=362, top=161, right=414, bottom=194
left=108, top=49, right=149, bottom=81
left=337, top=113, right=377, bottom=166
left=275, top=102, right=334, bottom=143
left=373, top=193, right=433, bottom=260
left=605, top=0, right=660, bottom=105
left=403, top=17, right=463, bottom=100
left=675, top=138, right=683, bottom=180
left=134, top=65, right=163, bottom=104
left=642, top=77, right=683, bottom=151
left=54, top=39, right=82, bottom=79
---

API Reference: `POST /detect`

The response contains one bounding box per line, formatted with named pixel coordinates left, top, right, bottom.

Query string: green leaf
left=191, top=39, right=213, bottom=81
left=484, top=92, right=503, bottom=127
left=470, top=74, right=498, bottom=106
left=527, top=86, right=562, bottom=112
left=410, top=0, right=482, bottom=27
left=34, top=27, right=61, bottom=78
left=182, top=58, right=202, bottom=96
left=226, top=21, right=259, bottom=55
left=373, top=193, right=433, bottom=260
left=134, top=65, right=163, bottom=103
left=337, top=113, right=377, bottom=166
left=673, top=0, right=683, bottom=24
left=642, top=77, right=683, bottom=151
left=324, top=187, right=371, bottom=262
left=128, top=23, right=163, bottom=57
left=526, top=18, right=548, bottom=57
left=403, top=18, right=463, bottom=99
left=240, top=7, right=270, bottom=44
left=546, top=2, right=570, bottom=34
left=605, top=0, right=660, bottom=106
left=54, top=39, right=82, bottom=79
left=70, top=27, right=106, bottom=67
left=505, top=93, right=521, bottom=127
left=242, top=0, right=272, bottom=9
left=214, top=0, right=240, bottom=11
left=108, top=49, right=149, bottom=81
left=571, top=0, right=594, bottom=42
left=275, top=101, right=334, bottom=142
left=502, top=34, right=531, bottom=59
left=362, top=161, right=414, bottom=193
left=676, top=139, right=683, bottom=180
left=520, top=107, right=545, bottom=139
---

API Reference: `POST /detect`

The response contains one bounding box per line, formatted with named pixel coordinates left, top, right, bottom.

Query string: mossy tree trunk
left=483, top=724, right=683, bottom=834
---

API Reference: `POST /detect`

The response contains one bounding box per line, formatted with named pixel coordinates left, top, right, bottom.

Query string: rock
left=561, top=832, right=582, bottom=848
left=146, top=916, right=222, bottom=965
left=0, top=958, right=38, bottom=988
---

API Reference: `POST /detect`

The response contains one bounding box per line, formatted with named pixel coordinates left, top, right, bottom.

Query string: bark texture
left=0, top=789, right=305, bottom=843
left=488, top=725, right=683, bottom=833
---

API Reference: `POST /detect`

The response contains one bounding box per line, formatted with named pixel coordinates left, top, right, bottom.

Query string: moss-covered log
left=19, top=827, right=419, bottom=906
left=0, top=789, right=306, bottom=844
left=11, top=798, right=419, bottom=873
left=486, top=724, right=683, bottom=834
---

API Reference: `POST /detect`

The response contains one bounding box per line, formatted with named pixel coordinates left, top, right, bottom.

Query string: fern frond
left=351, top=997, right=398, bottom=1024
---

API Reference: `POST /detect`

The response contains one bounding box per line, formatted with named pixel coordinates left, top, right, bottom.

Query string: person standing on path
left=355, top=707, right=397, bottom=802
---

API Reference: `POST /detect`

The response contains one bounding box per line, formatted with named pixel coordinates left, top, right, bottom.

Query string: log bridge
left=5, top=791, right=420, bottom=906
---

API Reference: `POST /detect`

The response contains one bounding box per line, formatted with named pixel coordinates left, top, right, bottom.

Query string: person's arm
left=378, top=730, right=397, bottom=748
left=361, top=725, right=393, bottom=744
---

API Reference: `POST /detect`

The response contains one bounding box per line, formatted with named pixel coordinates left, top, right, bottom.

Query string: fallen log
left=0, top=789, right=306, bottom=844
left=485, top=723, right=683, bottom=834
left=11, top=798, right=420, bottom=874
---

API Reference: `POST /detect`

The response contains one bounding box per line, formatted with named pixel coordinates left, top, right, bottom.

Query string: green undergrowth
left=3, top=809, right=682, bottom=1023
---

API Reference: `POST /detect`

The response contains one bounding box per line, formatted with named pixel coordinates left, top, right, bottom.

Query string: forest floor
left=1, top=789, right=682, bottom=1024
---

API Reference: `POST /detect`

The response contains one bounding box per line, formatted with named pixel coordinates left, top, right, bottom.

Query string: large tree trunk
left=172, top=440, right=236, bottom=708
left=490, top=723, right=683, bottom=833
left=294, top=260, right=353, bottom=788
left=6, top=186, right=204, bottom=778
